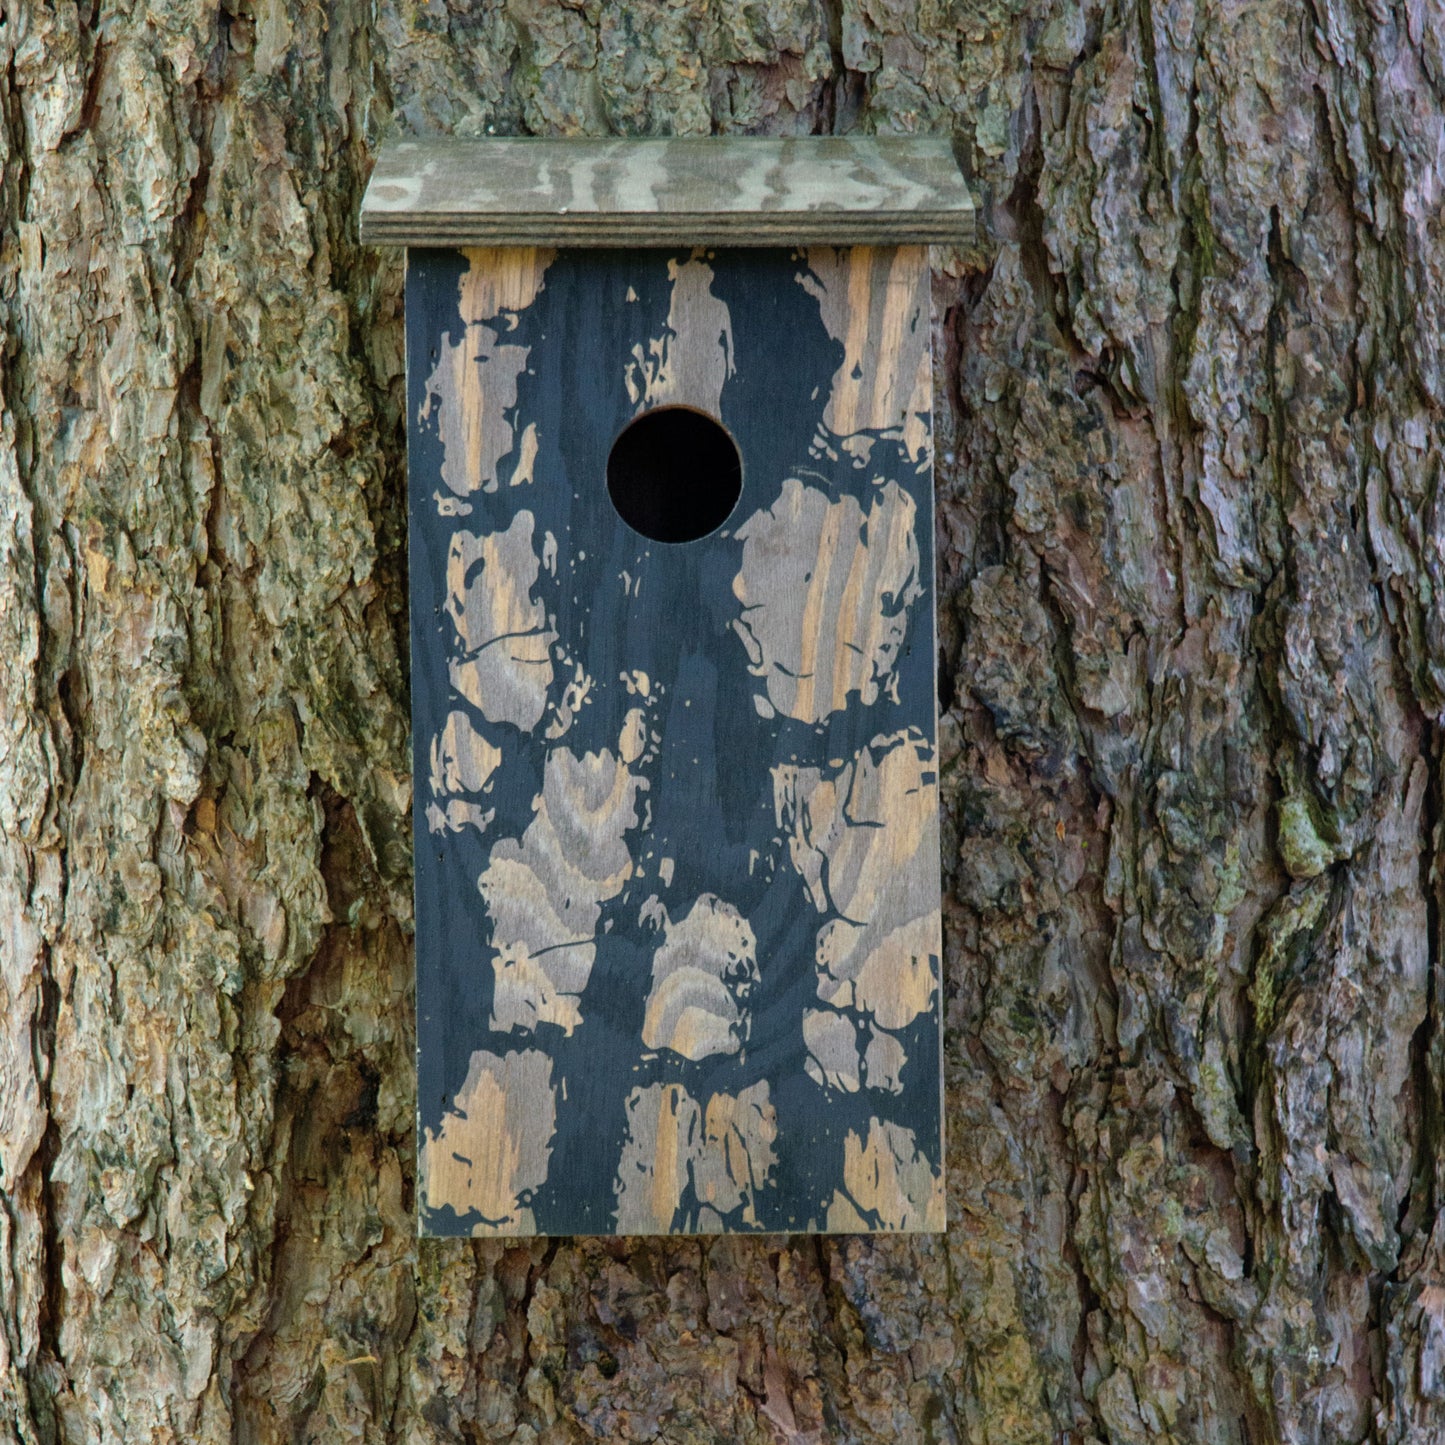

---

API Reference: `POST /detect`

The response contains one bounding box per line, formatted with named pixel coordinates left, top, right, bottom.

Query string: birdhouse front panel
left=407, top=243, right=944, bottom=1236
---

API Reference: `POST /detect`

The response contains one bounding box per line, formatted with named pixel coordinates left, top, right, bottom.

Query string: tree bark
left=2, top=0, right=1443, bottom=1441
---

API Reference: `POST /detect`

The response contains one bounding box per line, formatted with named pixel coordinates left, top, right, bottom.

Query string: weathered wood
left=361, top=137, right=974, bottom=247
left=408, top=244, right=943, bottom=1235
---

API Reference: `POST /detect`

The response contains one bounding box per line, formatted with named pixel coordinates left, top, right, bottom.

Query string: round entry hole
left=606, top=406, right=743, bottom=544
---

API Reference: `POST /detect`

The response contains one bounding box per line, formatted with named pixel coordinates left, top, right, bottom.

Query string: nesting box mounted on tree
left=361, top=137, right=974, bottom=1237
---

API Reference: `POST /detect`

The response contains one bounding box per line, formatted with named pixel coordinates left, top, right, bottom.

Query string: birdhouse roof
left=360, top=136, right=974, bottom=247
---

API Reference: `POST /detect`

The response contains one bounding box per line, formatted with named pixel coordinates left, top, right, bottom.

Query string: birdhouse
left=361, top=137, right=973, bottom=1237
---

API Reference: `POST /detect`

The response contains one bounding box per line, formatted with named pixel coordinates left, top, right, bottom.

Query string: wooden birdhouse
left=361, top=137, right=973, bottom=1237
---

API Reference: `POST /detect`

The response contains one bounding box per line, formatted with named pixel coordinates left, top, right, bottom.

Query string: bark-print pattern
left=775, top=729, right=941, bottom=1031
left=775, top=726, right=944, bottom=1225
left=799, top=246, right=934, bottom=466
left=640, top=893, right=758, bottom=1061
left=624, top=253, right=735, bottom=415
left=421, top=247, right=554, bottom=499
left=408, top=245, right=940, bottom=1234
left=481, top=741, right=646, bottom=1037
left=732, top=478, right=923, bottom=724
left=826, top=1117, right=943, bottom=1231
left=613, top=1081, right=779, bottom=1233
left=444, top=510, right=556, bottom=732
left=418, top=1048, right=556, bottom=1232
left=426, top=709, right=501, bottom=837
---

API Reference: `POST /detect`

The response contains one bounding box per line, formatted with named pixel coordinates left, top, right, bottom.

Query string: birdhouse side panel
left=407, top=243, right=943, bottom=1236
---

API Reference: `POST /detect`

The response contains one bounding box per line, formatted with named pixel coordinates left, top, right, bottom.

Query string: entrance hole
left=606, top=406, right=743, bottom=544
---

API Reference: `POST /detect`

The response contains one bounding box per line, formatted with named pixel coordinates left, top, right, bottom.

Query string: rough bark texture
left=2, top=0, right=1443, bottom=1442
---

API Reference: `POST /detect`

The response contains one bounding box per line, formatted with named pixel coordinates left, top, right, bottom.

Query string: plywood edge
left=361, top=136, right=974, bottom=247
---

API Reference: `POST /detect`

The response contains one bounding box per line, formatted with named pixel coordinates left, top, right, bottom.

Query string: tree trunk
left=2, top=0, right=1442, bottom=1441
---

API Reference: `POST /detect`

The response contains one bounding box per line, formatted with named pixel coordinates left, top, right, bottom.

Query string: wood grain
left=363, top=137, right=974, bottom=247
left=480, top=743, right=645, bottom=1036
left=624, top=253, right=736, bottom=415
left=640, top=893, right=758, bottom=1061
left=420, top=246, right=555, bottom=500
left=418, top=1048, right=556, bottom=1232
left=408, top=243, right=943, bottom=1235
left=732, top=477, right=924, bottom=724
